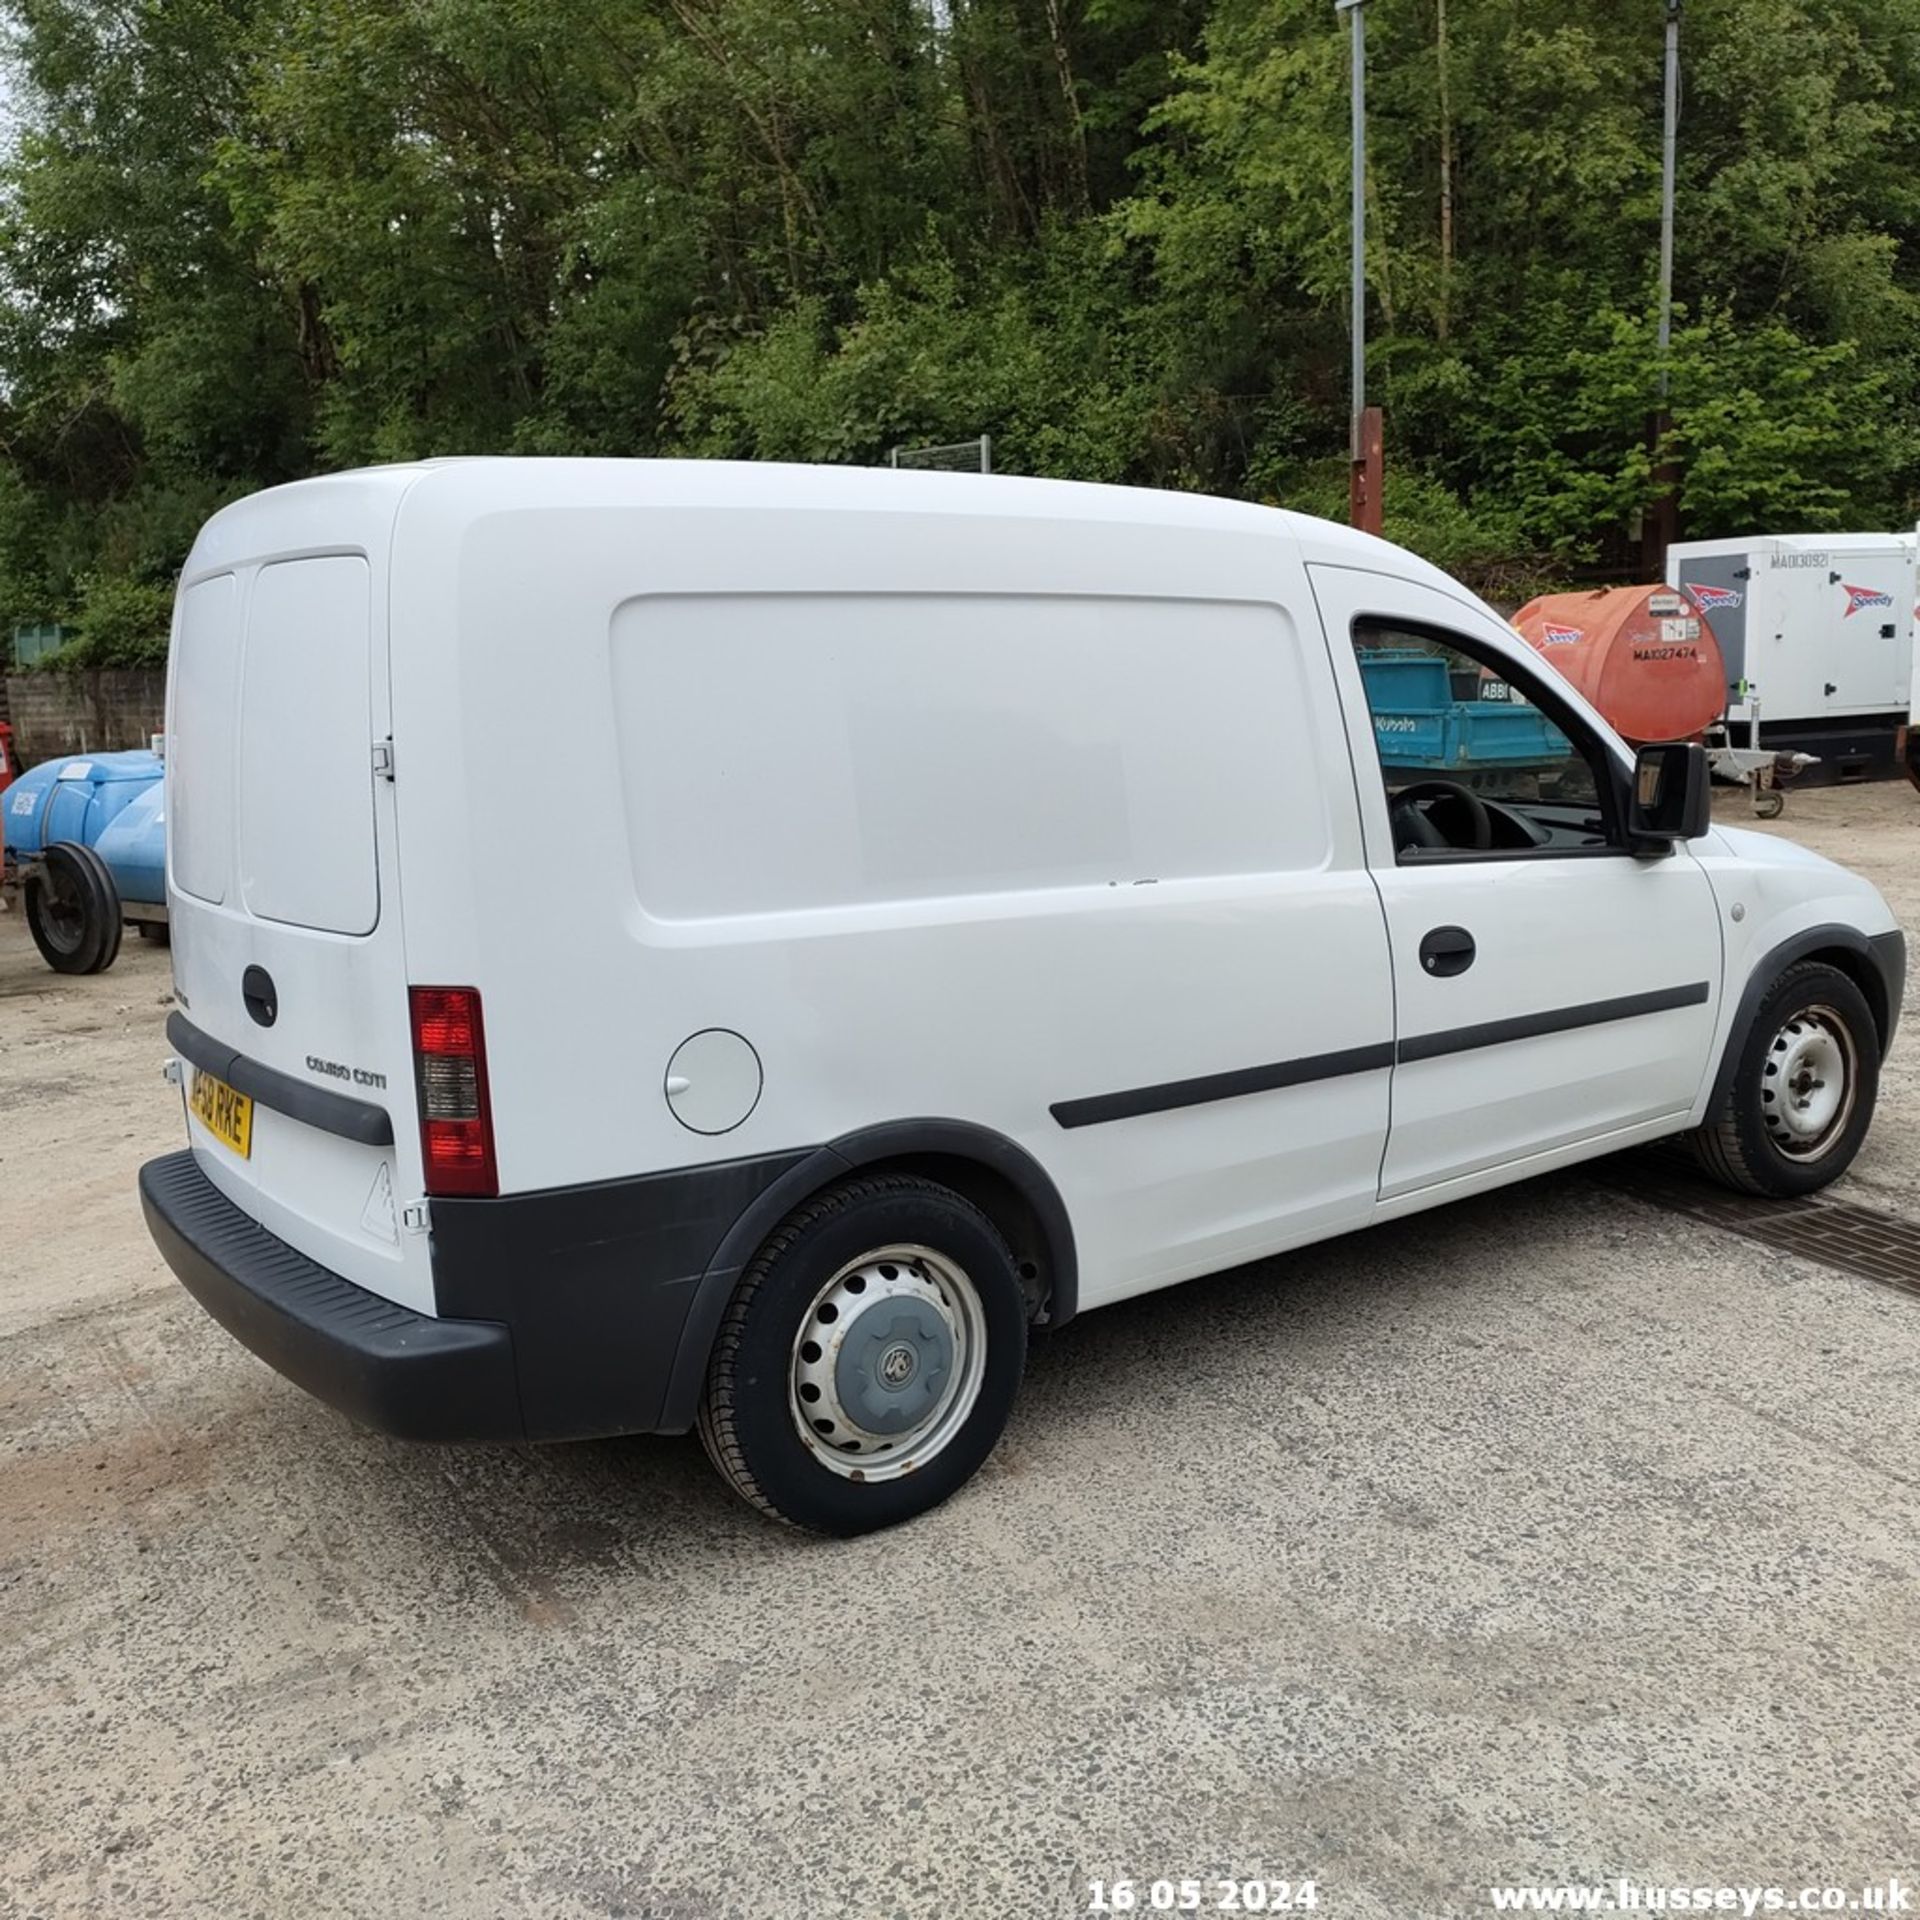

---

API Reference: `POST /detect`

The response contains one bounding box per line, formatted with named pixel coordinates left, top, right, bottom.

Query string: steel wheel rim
left=35, top=871, right=86, bottom=953
left=788, top=1243, right=987, bottom=1482
left=1761, top=1004, right=1858, bottom=1160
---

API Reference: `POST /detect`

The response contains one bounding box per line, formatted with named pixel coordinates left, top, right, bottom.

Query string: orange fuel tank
left=1510, top=585, right=1727, bottom=745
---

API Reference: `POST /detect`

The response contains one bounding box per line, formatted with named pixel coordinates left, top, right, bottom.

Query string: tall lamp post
left=1645, top=0, right=1682, bottom=573
left=1337, top=0, right=1383, bottom=535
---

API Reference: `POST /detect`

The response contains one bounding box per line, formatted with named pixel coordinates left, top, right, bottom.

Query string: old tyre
left=697, top=1176, right=1028, bottom=1536
left=79, top=845, right=124, bottom=973
left=1690, top=961, right=1880, bottom=1197
left=24, top=842, right=121, bottom=975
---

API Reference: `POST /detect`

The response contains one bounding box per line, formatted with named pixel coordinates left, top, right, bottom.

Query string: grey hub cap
left=788, top=1243, right=987, bottom=1481
left=1761, top=1004, right=1858, bottom=1161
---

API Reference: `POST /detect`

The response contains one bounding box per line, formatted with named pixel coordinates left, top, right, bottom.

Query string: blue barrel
left=5, top=751, right=163, bottom=859
left=92, top=778, right=167, bottom=904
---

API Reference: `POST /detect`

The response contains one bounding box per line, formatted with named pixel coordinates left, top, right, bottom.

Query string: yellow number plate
left=189, top=1068, right=254, bottom=1160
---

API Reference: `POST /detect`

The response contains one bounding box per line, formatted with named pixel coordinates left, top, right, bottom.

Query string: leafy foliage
left=55, top=573, right=175, bottom=669
left=3, top=0, right=1918, bottom=664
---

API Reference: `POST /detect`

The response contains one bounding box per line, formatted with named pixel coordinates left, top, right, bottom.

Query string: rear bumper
left=140, top=1150, right=522, bottom=1442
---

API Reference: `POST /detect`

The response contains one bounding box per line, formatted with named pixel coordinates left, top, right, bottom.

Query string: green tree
left=2, top=0, right=1917, bottom=651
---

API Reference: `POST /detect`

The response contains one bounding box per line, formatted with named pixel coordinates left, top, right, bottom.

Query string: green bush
left=1270, top=461, right=1555, bottom=600
left=43, top=575, right=175, bottom=671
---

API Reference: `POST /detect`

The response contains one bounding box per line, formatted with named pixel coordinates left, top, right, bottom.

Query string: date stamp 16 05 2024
left=1086, top=1880, right=1320, bottom=1914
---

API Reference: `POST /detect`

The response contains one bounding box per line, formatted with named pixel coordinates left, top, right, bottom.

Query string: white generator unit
left=1667, top=530, right=1918, bottom=780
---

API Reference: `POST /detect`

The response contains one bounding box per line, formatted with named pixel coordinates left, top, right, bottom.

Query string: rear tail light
left=409, top=986, right=497, bottom=1198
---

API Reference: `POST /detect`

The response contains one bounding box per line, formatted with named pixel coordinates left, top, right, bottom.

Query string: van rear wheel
left=697, top=1176, right=1028, bottom=1535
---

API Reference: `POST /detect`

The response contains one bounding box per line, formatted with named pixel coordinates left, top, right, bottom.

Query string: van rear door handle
left=1418, top=926, right=1476, bottom=978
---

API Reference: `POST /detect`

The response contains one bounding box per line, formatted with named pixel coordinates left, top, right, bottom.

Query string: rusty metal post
left=1336, top=0, right=1379, bottom=534
left=1349, top=406, right=1384, bottom=537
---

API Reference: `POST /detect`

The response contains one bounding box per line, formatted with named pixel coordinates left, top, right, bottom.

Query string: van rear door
left=237, top=557, right=380, bottom=934
left=167, top=512, right=433, bottom=1315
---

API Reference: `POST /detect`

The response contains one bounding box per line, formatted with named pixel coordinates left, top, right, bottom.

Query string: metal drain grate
left=1593, top=1151, right=1920, bottom=1302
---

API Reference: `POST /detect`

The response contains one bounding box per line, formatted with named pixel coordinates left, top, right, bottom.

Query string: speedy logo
left=1687, top=583, right=1742, bottom=612
left=1843, top=582, right=1894, bottom=617
left=1540, top=624, right=1583, bottom=647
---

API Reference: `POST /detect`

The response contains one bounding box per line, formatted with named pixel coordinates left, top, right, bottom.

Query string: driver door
left=1309, top=565, right=1723, bottom=1203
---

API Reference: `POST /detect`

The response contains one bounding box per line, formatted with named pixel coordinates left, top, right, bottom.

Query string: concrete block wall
left=3, top=671, right=168, bottom=766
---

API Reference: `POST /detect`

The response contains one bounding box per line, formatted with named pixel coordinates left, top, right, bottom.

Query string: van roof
left=186, top=456, right=1470, bottom=600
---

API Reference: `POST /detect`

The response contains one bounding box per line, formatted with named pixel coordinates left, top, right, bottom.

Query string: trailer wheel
left=81, top=847, right=125, bottom=972
left=1689, top=962, right=1879, bottom=1197
left=1752, top=789, right=1785, bottom=820
left=24, top=842, right=122, bottom=975
left=697, top=1175, right=1028, bottom=1536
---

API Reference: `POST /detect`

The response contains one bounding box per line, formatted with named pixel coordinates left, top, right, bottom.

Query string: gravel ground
left=4, top=781, right=1918, bottom=1920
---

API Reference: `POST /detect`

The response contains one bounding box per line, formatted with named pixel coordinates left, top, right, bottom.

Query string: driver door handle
left=1419, top=925, right=1476, bottom=978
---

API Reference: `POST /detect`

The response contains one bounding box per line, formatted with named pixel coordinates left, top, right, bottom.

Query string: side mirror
left=1628, top=741, right=1711, bottom=849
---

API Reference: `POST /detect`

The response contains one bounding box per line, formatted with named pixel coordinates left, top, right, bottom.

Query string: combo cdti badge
left=139, top=460, right=1907, bottom=1535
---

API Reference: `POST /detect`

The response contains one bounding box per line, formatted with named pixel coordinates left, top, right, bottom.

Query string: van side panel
left=614, top=592, right=1328, bottom=915
left=389, top=469, right=1395, bottom=1315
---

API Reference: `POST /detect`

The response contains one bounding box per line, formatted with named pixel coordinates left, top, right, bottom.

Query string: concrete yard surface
left=4, top=781, right=1919, bottom=1919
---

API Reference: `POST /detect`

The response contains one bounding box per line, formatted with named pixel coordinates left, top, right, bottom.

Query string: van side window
left=1350, top=622, right=1620, bottom=862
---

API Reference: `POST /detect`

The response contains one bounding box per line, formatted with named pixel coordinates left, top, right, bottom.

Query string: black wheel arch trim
left=657, top=1118, right=1078, bottom=1434
left=1705, top=922, right=1905, bottom=1115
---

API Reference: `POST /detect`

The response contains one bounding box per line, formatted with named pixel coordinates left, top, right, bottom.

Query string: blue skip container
left=1358, top=649, right=1569, bottom=770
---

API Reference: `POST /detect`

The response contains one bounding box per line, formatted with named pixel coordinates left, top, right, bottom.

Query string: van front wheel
left=1689, top=961, right=1880, bottom=1197
left=697, top=1176, right=1028, bottom=1535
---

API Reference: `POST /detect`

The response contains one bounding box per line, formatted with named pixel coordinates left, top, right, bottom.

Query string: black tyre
left=24, top=843, right=121, bottom=975
left=77, top=846, right=124, bottom=973
left=697, top=1176, right=1029, bottom=1536
left=1690, top=961, right=1880, bottom=1197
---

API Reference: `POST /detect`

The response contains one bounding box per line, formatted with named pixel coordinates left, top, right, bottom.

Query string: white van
left=141, top=460, right=1905, bottom=1534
